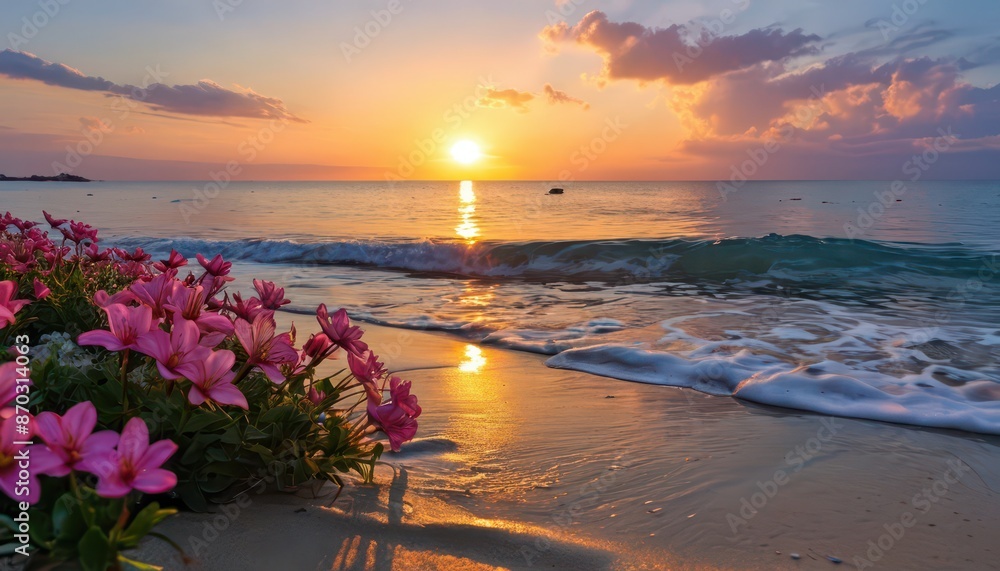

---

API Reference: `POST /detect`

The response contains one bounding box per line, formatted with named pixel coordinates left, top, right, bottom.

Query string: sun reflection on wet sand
left=458, top=344, right=487, bottom=373
left=455, top=180, right=479, bottom=243
left=440, top=343, right=521, bottom=486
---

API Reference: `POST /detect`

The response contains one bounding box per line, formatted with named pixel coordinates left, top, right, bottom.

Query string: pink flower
left=176, top=349, right=247, bottom=409
left=349, top=351, right=386, bottom=383
left=388, top=377, right=421, bottom=419
left=234, top=313, right=298, bottom=384
left=2, top=212, right=36, bottom=232
left=134, top=317, right=203, bottom=379
left=30, top=401, right=119, bottom=477
left=295, top=333, right=334, bottom=373
left=130, top=272, right=180, bottom=318
left=0, top=281, right=31, bottom=329
left=316, top=305, right=367, bottom=356
left=0, top=416, right=42, bottom=503
left=78, top=303, right=153, bottom=352
left=94, top=289, right=138, bottom=308
left=43, top=210, right=68, bottom=228
left=60, top=220, right=98, bottom=244
left=196, top=254, right=234, bottom=281
left=164, top=285, right=234, bottom=347
left=307, top=386, right=325, bottom=406
left=253, top=279, right=290, bottom=310
left=1, top=240, right=40, bottom=273
left=225, top=292, right=264, bottom=322
left=85, top=243, right=111, bottom=263
left=153, top=250, right=187, bottom=273
left=88, top=417, right=177, bottom=499
left=121, top=247, right=151, bottom=263
left=32, top=278, right=50, bottom=300
left=367, top=400, right=418, bottom=452
left=348, top=351, right=386, bottom=403
left=302, top=333, right=333, bottom=360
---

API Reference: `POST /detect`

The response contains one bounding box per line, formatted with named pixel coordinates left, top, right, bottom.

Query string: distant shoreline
left=0, top=173, right=91, bottom=182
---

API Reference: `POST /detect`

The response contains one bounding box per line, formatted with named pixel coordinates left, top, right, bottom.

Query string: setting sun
left=450, top=140, right=482, bottom=164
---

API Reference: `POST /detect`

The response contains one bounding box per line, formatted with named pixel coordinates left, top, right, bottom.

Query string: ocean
left=4, top=179, right=1000, bottom=434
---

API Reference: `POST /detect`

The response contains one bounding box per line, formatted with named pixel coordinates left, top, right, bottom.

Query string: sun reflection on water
left=455, top=180, right=479, bottom=243
left=458, top=344, right=487, bottom=373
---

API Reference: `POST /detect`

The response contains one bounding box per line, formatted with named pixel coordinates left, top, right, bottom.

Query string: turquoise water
left=3, top=179, right=1000, bottom=433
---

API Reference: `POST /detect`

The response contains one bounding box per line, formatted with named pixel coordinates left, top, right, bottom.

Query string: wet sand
left=137, top=321, right=1000, bottom=570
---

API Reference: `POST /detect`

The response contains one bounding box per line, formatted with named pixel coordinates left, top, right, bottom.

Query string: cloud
left=543, top=84, right=590, bottom=109
left=122, top=125, right=145, bottom=135
left=663, top=53, right=1000, bottom=178
left=540, top=10, right=820, bottom=84
left=0, top=50, right=304, bottom=122
left=476, top=87, right=535, bottom=111
left=79, top=116, right=112, bottom=133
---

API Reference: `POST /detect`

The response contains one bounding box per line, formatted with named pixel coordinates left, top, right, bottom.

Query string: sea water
left=3, top=179, right=1000, bottom=434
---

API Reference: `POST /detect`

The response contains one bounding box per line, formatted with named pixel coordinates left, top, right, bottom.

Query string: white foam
left=546, top=344, right=1000, bottom=435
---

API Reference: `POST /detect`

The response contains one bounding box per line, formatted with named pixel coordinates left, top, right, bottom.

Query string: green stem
left=232, top=361, right=253, bottom=385
left=119, top=349, right=130, bottom=416
left=69, top=471, right=96, bottom=527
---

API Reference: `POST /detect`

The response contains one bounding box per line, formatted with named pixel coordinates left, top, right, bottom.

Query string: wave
left=546, top=344, right=1000, bottom=435
left=118, top=234, right=997, bottom=283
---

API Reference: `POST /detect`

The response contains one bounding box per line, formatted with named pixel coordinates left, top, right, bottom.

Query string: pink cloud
left=543, top=83, right=590, bottom=110
left=540, top=10, right=820, bottom=84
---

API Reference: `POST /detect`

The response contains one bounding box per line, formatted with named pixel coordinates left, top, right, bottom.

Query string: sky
left=0, top=0, right=998, bottom=181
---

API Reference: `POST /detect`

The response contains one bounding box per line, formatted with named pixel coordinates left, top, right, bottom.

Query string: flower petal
left=77, top=330, right=125, bottom=351
left=62, top=401, right=97, bottom=442
left=139, top=439, right=178, bottom=471
left=207, top=383, right=249, bottom=409
left=133, top=468, right=177, bottom=495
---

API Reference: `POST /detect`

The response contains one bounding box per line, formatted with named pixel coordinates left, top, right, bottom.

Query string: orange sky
left=0, top=1, right=998, bottom=181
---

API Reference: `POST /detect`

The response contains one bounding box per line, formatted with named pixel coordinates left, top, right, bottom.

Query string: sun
left=450, top=140, right=482, bottom=164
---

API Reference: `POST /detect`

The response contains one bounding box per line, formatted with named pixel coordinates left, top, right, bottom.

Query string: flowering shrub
left=0, top=212, right=421, bottom=569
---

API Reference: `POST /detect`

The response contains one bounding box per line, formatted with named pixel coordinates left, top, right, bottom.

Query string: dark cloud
left=0, top=50, right=304, bottom=122
left=540, top=10, right=820, bottom=84
left=543, top=84, right=589, bottom=109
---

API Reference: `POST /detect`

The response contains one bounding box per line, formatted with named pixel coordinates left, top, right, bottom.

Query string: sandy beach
left=134, top=320, right=1000, bottom=570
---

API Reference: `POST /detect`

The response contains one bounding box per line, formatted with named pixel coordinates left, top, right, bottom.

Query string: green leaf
left=118, top=503, right=164, bottom=547
left=181, top=411, right=230, bottom=434
left=118, top=554, right=165, bottom=571
left=0, top=514, right=15, bottom=532
left=78, top=526, right=112, bottom=571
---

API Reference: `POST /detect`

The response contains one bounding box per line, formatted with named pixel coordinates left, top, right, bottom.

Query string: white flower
left=32, top=332, right=97, bottom=369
